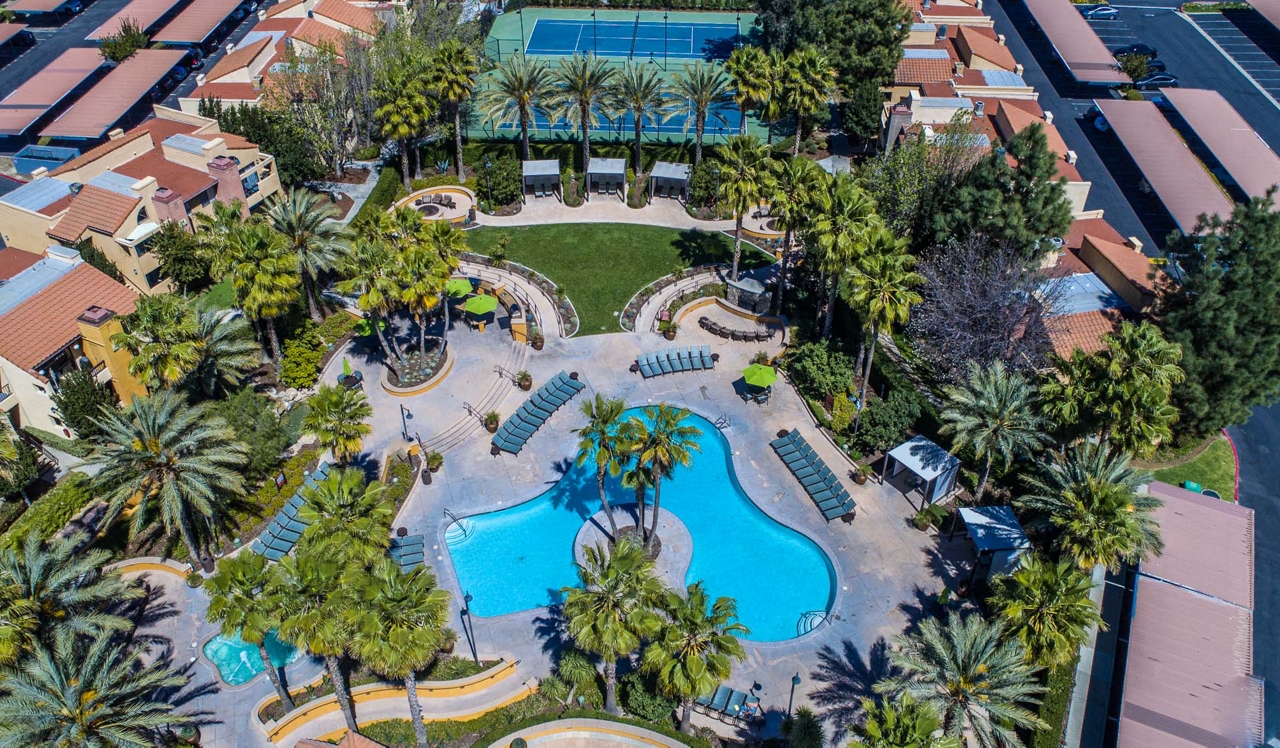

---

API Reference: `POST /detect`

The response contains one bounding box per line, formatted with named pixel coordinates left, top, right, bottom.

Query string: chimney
left=954, top=61, right=966, bottom=76
left=1044, top=110, right=1054, bottom=124
left=973, top=100, right=985, bottom=118
left=151, top=188, right=190, bottom=229
left=31, top=167, right=48, bottom=179
left=208, top=156, right=249, bottom=216
left=76, top=307, right=145, bottom=404
left=1066, top=149, right=1078, bottom=165
left=251, top=75, right=263, bottom=90
left=196, top=73, right=206, bottom=86
left=923, top=0, right=931, bottom=9
left=108, top=128, right=125, bottom=141
left=936, top=23, right=947, bottom=39
left=884, top=104, right=914, bottom=152
left=226, top=42, right=235, bottom=53
left=1015, top=63, right=1024, bottom=76
left=1126, top=237, right=1145, bottom=254
left=257, top=8, right=266, bottom=19
left=997, top=33, right=1006, bottom=45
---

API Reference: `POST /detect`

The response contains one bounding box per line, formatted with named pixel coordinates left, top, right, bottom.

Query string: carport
left=152, top=0, right=241, bottom=45
left=521, top=159, right=560, bottom=202
left=87, top=0, right=187, bottom=40
left=1252, top=0, right=1280, bottom=32
left=5, top=0, right=81, bottom=16
left=884, top=435, right=960, bottom=505
left=585, top=157, right=626, bottom=202
left=1095, top=99, right=1235, bottom=233
left=648, top=161, right=690, bottom=201
left=0, top=48, right=103, bottom=138
left=1022, top=0, right=1131, bottom=85
left=1161, top=88, right=1280, bottom=204
left=40, top=50, right=185, bottom=140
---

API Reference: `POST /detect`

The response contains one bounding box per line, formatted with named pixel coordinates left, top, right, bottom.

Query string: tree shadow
left=534, top=602, right=570, bottom=657
left=809, top=637, right=898, bottom=743
left=673, top=228, right=733, bottom=267
left=116, top=580, right=179, bottom=636
left=897, top=585, right=944, bottom=637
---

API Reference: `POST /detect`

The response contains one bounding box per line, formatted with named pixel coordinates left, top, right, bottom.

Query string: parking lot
left=1189, top=9, right=1280, bottom=104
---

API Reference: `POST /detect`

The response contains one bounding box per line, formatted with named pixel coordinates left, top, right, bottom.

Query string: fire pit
left=418, top=203, right=442, bottom=218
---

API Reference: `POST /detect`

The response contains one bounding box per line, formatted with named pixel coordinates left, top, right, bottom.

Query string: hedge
left=353, top=167, right=405, bottom=224
left=1032, top=654, right=1079, bottom=748
left=0, top=473, right=95, bottom=550
left=25, top=427, right=94, bottom=458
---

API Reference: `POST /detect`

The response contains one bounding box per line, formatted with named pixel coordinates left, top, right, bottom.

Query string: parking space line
left=1181, top=10, right=1280, bottom=111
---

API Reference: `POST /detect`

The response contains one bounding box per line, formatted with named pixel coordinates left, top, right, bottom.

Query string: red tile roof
left=895, top=53, right=955, bottom=85
left=1048, top=307, right=1125, bottom=356
left=49, top=130, right=154, bottom=176
left=0, top=247, right=43, bottom=280
left=113, top=149, right=216, bottom=200
left=0, top=263, right=138, bottom=373
left=291, top=17, right=351, bottom=53
left=264, top=0, right=303, bottom=16
left=1066, top=217, right=1126, bottom=251
left=47, top=185, right=141, bottom=243
left=312, top=0, right=380, bottom=34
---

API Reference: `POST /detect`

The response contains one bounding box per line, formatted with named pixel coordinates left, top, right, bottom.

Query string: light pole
left=787, top=673, right=801, bottom=716
left=399, top=404, right=412, bottom=441
left=518, top=7, right=526, bottom=52
left=462, top=591, right=479, bottom=664
left=484, top=156, right=492, bottom=207
left=663, top=10, right=668, bottom=70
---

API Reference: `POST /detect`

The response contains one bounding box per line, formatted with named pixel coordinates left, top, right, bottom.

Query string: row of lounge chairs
left=771, top=429, right=857, bottom=521
left=635, top=346, right=717, bottom=378
left=699, top=316, right=775, bottom=342
left=249, top=461, right=332, bottom=560
left=415, top=193, right=457, bottom=210
left=695, top=685, right=761, bottom=724
left=389, top=534, right=425, bottom=571
left=492, top=370, right=586, bottom=455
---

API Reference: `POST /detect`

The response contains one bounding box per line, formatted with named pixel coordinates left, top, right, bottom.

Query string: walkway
left=480, top=195, right=737, bottom=232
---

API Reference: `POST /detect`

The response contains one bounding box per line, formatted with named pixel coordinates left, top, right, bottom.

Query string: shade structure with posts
left=956, top=506, right=1030, bottom=577
left=521, top=159, right=560, bottom=202
left=446, top=278, right=473, bottom=298
left=884, top=435, right=960, bottom=505
left=585, top=157, right=626, bottom=202
left=649, top=160, right=691, bottom=202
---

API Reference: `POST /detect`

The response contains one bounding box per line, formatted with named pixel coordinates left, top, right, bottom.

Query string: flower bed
left=460, top=252, right=580, bottom=337
left=619, top=265, right=725, bottom=332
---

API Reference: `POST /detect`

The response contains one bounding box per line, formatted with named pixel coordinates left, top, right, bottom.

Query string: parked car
left=1080, top=4, right=1119, bottom=20
left=1133, top=72, right=1179, bottom=89
left=168, top=65, right=189, bottom=83
left=1113, top=43, right=1158, bottom=59
left=1144, top=58, right=1167, bottom=73
left=180, top=48, right=204, bottom=70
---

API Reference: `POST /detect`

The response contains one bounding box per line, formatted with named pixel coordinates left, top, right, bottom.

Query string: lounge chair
left=699, top=316, right=711, bottom=329
left=809, top=487, right=840, bottom=505
left=492, top=433, right=522, bottom=454
left=823, top=503, right=853, bottom=521
left=792, top=462, right=823, bottom=481
left=722, top=690, right=747, bottom=720
left=262, top=545, right=288, bottom=561
left=707, top=685, right=731, bottom=713
left=770, top=430, right=798, bottom=451
left=507, top=420, right=538, bottom=441
left=782, top=444, right=815, bottom=466
left=250, top=539, right=267, bottom=555
left=656, top=353, right=673, bottom=375
left=677, top=349, right=691, bottom=371
left=701, top=345, right=714, bottom=368
left=397, top=551, right=425, bottom=567
left=269, top=524, right=302, bottom=544
left=800, top=468, right=833, bottom=489
left=523, top=401, right=555, bottom=420
left=261, top=534, right=294, bottom=553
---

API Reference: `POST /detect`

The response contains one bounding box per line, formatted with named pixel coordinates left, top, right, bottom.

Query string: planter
left=854, top=471, right=868, bottom=486
left=486, top=422, right=499, bottom=433
left=429, top=465, right=441, bottom=474
left=532, top=338, right=545, bottom=351
left=663, top=329, right=676, bottom=341
left=520, top=379, right=532, bottom=391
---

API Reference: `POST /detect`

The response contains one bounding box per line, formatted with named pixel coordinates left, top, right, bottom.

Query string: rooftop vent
left=77, top=306, right=116, bottom=326
left=973, top=100, right=985, bottom=117
left=936, top=23, right=947, bottom=38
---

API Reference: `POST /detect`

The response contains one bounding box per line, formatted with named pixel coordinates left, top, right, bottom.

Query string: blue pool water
left=446, top=409, right=836, bottom=641
left=203, top=630, right=302, bottom=686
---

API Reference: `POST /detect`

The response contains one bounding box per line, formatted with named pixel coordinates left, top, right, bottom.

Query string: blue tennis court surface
left=526, top=19, right=742, bottom=60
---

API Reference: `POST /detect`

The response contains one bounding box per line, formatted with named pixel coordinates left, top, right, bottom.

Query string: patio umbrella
left=342, top=358, right=352, bottom=377
left=446, top=278, right=472, bottom=298
left=464, top=294, right=499, bottom=316
left=742, top=364, right=778, bottom=389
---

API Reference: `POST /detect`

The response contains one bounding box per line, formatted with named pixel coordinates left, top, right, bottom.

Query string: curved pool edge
left=199, top=630, right=315, bottom=690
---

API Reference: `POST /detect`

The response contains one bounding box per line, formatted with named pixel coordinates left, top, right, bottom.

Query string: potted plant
left=440, top=627, right=458, bottom=655
left=659, top=319, right=678, bottom=341
left=913, top=503, right=946, bottom=532
left=853, top=460, right=870, bottom=485
left=185, top=571, right=204, bottom=589
left=483, top=411, right=500, bottom=433
left=426, top=451, right=444, bottom=473
left=530, top=327, right=545, bottom=351
left=516, top=370, right=532, bottom=391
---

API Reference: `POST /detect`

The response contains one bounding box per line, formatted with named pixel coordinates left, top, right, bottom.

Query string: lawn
left=1153, top=437, right=1236, bottom=500
left=464, top=224, right=774, bottom=334
left=195, top=278, right=236, bottom=311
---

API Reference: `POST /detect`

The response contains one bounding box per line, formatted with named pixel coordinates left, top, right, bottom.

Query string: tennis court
left=525, top=18, right=743, bottom=60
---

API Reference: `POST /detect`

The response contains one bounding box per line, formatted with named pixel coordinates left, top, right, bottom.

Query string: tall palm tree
left=609, top=61, right=670, bottom=176
left=193, top=198, right=247, bottom=255
left=841, top=230, right=923, bottom=418
left=628, top=405, right=702, bottom=552
left=189, top=309, right=260, bottom=398
left=715, top=135, right=778, bottom=281
left=939, top=361, right=1048, bottom=503
left=561, top=537, right=662, bottom=715
left=344, top=559, right=450, bottom=748
left=271, top=549, right=360, bottom=735
left=0, top=532, right=140, bottom=666
left=112, top=294, right=201, bottom=391
left=298, top=467, right=393, bottom=565
left=398, top=241, right=450, bottom=356
left=266, top=188, right=349, bottom=324
left=0, top=635, right=191, bottom=746
left=302, top=384, right=373, bottom=464
left=215, top=222, right=301, bottom=362
left=1017, top=442, right=1162, bottom=571
left=477, top=54, right=552, bottom=160
left=375, top=63, right=434, bottom=190
left=574, top=393, right=629, bottom=542
left=207, top=552, right=295, bottom=712
left=769, top=157, right=825, bottom=313
left=781, top=48, right=834, bottom=156
left=809, top=172, right=879, bottom=338
left=1093, top=322, right=1184, bottom=458
left=337, top=239, right=406, bottom=375
left=762, top=50, right=787, bottom=145
left=92, top=390, right=248, bottom=563
left=669, top=61, right=734, bottom=166
left=422, top=219, right=466, bottom=341
left=550, top=53, right=616, bottom=173
left=850, top=695, right=960, bottom=748
left=990, top=554, right=1105, bottom=670
left=620, top=460, right=654, bottom=555
left=642, top=583, right=748, bottom=733
left=875, top=612, right=1047, bottom=748
left=724, top=45, right=771, bottom=135
left=428, top=40, right=480, bottom=179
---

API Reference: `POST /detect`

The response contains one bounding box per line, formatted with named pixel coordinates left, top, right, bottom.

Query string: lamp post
left=663, top=10, right=668, bottom=70
left=518, top=7, right=525, bottom=52
left=787, top=673, right=801, bottom=716
left=483, top=156, right=492, bottom=207
left=399, top=404, right=412, bottom=441
left=461, top=591, right=479, bottom=664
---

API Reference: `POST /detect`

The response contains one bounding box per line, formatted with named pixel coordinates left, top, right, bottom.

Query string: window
left=137, top=206, right=148, bottom=222
left=145, top=268, right=164, bottom=289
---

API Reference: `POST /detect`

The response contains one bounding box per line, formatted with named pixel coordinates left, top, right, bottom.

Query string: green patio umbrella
left=446, top=278, right=472, bottom=298
left=464, top=294, right=500, bottom=316
left=743, top=364, right=778, bottom=389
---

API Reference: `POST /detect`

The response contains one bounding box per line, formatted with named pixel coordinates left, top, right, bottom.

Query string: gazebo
left=522, top=159, right=561, bottom=202
left=884, top=435, right=960, bottom=505
left=585, top=157, right=626, bottom=201
left=955, top=506, right=1030, bottom=578
left=648, top=161, right=691, bottom=201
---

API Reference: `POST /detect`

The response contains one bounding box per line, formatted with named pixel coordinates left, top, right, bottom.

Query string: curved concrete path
left=480, top=195, right=736, bottom=232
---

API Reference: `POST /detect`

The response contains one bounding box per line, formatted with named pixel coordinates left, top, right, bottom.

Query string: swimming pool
left=202, top=630, right=302, bottom=686
left=446, top=409, right=836, bottom=641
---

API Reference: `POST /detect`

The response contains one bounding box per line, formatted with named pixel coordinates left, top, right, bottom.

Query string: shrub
left=0, top=473, right=94, bottom=550
left=353, top=166, right=404, bottom=224
left=620, top=672, right=679, bottom=725
left=831, top=394, right=856, bottom=434
left=1033, top=655, right=1079, bottom=748
left=24, top=427, right=93, bottom=458
left=688, top=160, right=720, bottom=208
left=475, top=155, right=521, bottom=206
left=280, top=323, right=325, bottom=389
left=98, top=17, right=148, bottom=63
left=426, top=655, right=487, bottom=681
left=784, top=341, right=856, bottom=400
left=211, top=389, right=291, bottom=482
left=354, top=143, right=383, bottom=161
left=0, top=441, right=39, bottom=501
left=563, top=169, right=583, bottom=207
left=850, top=389, right=921, bottom=455
left=383, top=458, right=416, bottom=507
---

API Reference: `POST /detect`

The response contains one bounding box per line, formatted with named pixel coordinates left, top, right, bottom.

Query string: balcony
left=0, top=384, right=14, bottom=412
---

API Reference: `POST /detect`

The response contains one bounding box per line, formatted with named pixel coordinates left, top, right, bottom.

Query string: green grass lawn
left=195, top=278, right=235, bottom=311
left=464, top=223, right=774, bottom=334
left=1153, top=437, right=1236, bottom=499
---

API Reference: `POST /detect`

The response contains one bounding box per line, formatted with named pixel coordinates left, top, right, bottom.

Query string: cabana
left=884, top=435, right=960, bottom=505
left=586, top=157, right=626, bottom=202
left=956, top=506, right=1030, bottom=577
left=649, top=161, right=691, bottom=201
left=521, top=159, right=560, bottom=202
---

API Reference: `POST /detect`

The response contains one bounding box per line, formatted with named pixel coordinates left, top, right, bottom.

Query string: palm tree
left=421, top=219, right=466, bottom=341
left=770, top=157, right=825, bottom=313
left=561, top=537, right=662, bottom=715
left=298, top=467, right=394, bottom=565
left=669, top=62, right=734, bottom=166
left=642, top=583, right=748, bottom=733
left=302, top=384, right=373, bottom=464
left=92, top=390, right=248, bottom=563
left=550, top=53, right=616, bottom=173
left=0, top=532, right=140, bottom=666
left=574, top=393, right=629, bottom=543
left=193, top=198, right=247, bottom=254
left=271, top=549, right=360, bottom=734
left=762, top=50, right=787, bottom=144
left=375, top=63, right=434, bottom=190
left=724, top=45, right=771, bottom=135
left=189, top=309, right=260, bottom=398
left=809, top=172, right=879, bottom=338
left=850, top=695, right=960, bottom=748
left=428, top=40, right=479, bottom=179
left=990, top=554, right=1105, bottom=670
left=337, top=238, right=406, bottom=376
left=939, top=361, right=1048, bottom=503
left=477, top=54, right=552, bottom=160
left=112, top=294, right=201, bottom=391
left=627, top=405, right=702, bottom=552
left=1017, top=442, right=1162, bottom=571
left=1094, top=322, right=1184, bottom=458
left=781, top=48, right=834, bottom=156
left=841, top=230, right=923, bottom=419
left=215, top=222, right=302, bottom=362
left=785, top=706, right=826, bottom=748
left=344, top=559, right=450, bottom=748
left=609, top=61, right=670, bottom=176
left=715, top=135, right=778, bottom=281
left=0, top=635, right=191, bottom=746
left=266, top=188, right=348, bottom=324
left=875, top=612, right=1047, bottom=748
left=620, top=460, right=654, bottom=555
left=398, top=240, right=450, bottom=356
left=207, top=552, right=295, bottom=712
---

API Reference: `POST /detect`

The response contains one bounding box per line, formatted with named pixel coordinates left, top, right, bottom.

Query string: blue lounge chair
left=656, top=353, right=673, bottom=374
left=281, top=515, right=309, bottom=534
left=792, top=462, right=823, bottom=480
left=541, top=388, right=570, bottom=408
left=508, top=421, right=537, bottom=441
left=638, top=357, right=656, bottom=378
left=250, top=539, right=267, bottom=555
left=707, top=685, right=731, bottom=712
left=700, top=345, right=713, bottom=368
left=516, top=407, right=547, bottom=428
left=809, top=487, right=839, bottom=505
left=270, top=524, right=302, bottom=544
left=522, top=401, right=554, bottom=420
left=723, top=690, right=747, bottom=719
left=801, top=468, right=835, bottom=490
left=677, top=349, right=691, bottom=371
left=782, top=445, right=815, bottom=467
left=564, top=375, right=586, bottom=393
left=262, top=545, right=288, bottom=561
left=313, top=462, right=330, bottom=479
left=492, top=433, right=522, bottom=454
left=771, top=435, right=797, bottom=452
left=823, top=503, right=852, bottom=520
left=261, top=534, right=294, bottom=553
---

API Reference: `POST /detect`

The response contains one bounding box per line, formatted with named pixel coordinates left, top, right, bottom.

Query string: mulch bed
left=325, top=193, right=355, bottom=220
left=320, top=167, right=371, bottom=185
